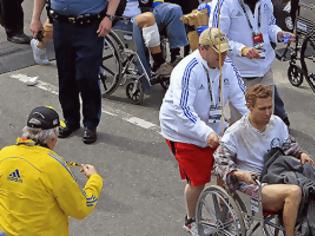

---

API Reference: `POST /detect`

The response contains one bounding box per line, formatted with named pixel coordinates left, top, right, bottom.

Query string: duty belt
left=49, top=9, right=106, bottom=25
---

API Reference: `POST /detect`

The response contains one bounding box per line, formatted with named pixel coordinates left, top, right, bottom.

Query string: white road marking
left=125, top=117, right=156, bottom=129
left=10, top=74, right=59, bottom=95
left=10, top=73, right=161, bottom=133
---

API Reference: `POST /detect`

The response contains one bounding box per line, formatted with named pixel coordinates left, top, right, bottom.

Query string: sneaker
left=183, top=216, right=199, bottom=236
left=155, top=62, right=174, bottom=77
left=30, top=39, right=49, bottom=65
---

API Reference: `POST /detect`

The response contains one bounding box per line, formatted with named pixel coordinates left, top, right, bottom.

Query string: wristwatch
left=105, top=13, right=115, bottom=21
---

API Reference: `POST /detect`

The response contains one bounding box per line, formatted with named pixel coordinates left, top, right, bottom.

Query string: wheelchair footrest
left=150, top=76, right=169, bottom=85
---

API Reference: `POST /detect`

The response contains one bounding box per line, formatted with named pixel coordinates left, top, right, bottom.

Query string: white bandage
left=142, top=23, right=160, bottom=48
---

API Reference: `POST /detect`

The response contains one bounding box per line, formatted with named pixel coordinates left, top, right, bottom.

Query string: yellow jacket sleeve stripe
left=46, top=153, right=103, bottom=219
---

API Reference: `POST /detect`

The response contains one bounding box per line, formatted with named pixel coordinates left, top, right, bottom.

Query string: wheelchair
left=196, top=178, right=285, bottom=236
left=98, top=17, right=171, bottom=105
left=276, top=0, right=315, bottom=93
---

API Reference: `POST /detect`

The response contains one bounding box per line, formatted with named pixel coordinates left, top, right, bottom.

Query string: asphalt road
left=0, top=1, right=314, bottom=236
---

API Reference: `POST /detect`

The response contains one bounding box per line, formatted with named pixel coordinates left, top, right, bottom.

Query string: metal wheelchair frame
left=276, top=0, right=315, bottom=93
left=196, top=180, right=285, bottom=236
left=98, top=17, right=170, bottom=105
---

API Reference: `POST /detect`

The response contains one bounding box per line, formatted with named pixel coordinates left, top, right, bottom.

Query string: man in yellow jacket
left=0, top=106, right=103, bottom=236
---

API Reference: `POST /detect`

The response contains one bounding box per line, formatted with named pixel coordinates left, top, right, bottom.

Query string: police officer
left=30, top=0, right=120, bottom=144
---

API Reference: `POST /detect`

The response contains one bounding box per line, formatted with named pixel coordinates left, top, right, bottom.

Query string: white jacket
left=211, top=0, right=282, bottom=77
left=159, top=50, right=249, bottom=148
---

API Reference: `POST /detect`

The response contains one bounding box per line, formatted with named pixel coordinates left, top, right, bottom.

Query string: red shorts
left=166, top=139, right=214, bottom=186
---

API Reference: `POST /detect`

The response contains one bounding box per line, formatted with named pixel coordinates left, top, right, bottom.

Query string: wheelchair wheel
left=126, top=80, right=144, bottom=105
left=99, top=33, right=122, bottom=97
left=287, top=64, right=304, bottom=87
left=263, top=215, right=283, bottom=236
left=196, top=185, right=246, bottom=236
left=300, top=31, right=315, bottom=92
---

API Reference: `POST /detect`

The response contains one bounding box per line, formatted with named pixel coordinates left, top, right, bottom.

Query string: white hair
left=21, top=126, right=58, bottom=146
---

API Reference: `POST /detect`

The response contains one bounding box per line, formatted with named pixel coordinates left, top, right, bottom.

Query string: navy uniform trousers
left=0, top=0, right=24, bottom=35
left=53, top=19, right=104, bottom=129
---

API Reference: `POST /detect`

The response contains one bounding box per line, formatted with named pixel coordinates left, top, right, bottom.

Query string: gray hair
left=21, top=126, right=58, bottom=146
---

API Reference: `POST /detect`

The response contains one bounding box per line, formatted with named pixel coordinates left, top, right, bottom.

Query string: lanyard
left=239, top=0, right=261, bottom=33
left=202, top=65, right=221, bottom=106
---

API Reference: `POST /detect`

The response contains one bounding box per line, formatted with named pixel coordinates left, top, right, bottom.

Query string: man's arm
left=171, top=64, right=217, bottom=146
left=30, top=0, right=46, bottom=37
left=225, top=60, right=249, bottom=116
left=97, top=0, right=120, bottom=37
left=282, top=136, right=314, bottom=166
left=215, top=144, right=256, bottom=187
left=213, top=0, right=261, bottom=59
left=212, top=1, right=251, bottom=58
left=47, top=154, right=103, bottom=219
left=265, top=1, right=295, bottom=44
left=214, top=144, right=237, bottom=180
left=266, top=1, right=282, bottom=43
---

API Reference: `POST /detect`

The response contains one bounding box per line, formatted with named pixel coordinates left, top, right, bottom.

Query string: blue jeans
left=53, top=20, right=103, bottom=129
left=133, top=3, right=188, bottom=91
left=113, top=18, right=133, bottom=32
left=274, top=86, right=288, bottom=120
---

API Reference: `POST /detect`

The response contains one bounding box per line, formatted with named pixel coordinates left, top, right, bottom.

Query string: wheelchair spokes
left=125, top=79, right=144, bottom=105
left=287, top=64, right=304, bottom=87
left=263, top=214, right=284, bottom=236
left=102, top=53, right=115, bottom=61
left=99, top=34, right=122, bottom=97
left=197, top=186, right=246, bottom=236
left=99, top=29, right=172, bottom=104
left=197, top=184, right=287, bottom=236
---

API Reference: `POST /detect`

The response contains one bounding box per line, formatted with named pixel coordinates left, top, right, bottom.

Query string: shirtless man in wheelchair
left=214, top=84, right=314, bottom=236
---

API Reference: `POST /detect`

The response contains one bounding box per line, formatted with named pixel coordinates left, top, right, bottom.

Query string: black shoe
left=7, top=32, right=31, bottom=44
left=82, top=127, right=97, bottom=144
left=58, top=124, right=80, bottom=138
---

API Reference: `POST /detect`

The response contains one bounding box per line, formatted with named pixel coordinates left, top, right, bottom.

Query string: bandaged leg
left=135, top=13, right=164, bottom=71
left=142, top=23, right=165, bottom=70
left=142, top=23, right=161, bottom=48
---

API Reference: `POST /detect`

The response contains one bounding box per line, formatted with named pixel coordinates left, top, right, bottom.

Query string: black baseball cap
left=27, top=106, right=60, bottom=130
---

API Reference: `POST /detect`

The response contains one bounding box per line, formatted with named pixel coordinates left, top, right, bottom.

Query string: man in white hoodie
left=159, top=27, right=248, bottom=236
left=211, top=0, right=294, bottom=126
